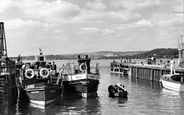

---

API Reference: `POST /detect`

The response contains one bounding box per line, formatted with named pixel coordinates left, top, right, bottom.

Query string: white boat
left=160, top=74, right=184, bottom=92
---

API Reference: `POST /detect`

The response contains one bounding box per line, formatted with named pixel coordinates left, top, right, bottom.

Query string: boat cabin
left=77, top=55, right=91, bottom=73
left=162, top=74, right=184, bottom=83
left=34, top=55, right=47, bottom=69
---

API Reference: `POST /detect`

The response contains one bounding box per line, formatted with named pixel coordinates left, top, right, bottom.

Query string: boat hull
left=161, top=74, right=184, bottom=92
left=63, top=73, right=100, bottom=98
left=108, top=85, right=128, bottom=98
left=26, top=86, right=62, bottom=106
left=161, top=79, right=184, bottom=92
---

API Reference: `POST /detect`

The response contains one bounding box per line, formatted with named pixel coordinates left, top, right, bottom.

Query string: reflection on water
left=56, top=97, right=101, bottom=115
left=2, top=59, right=184, bottom=114
left=19, top=97, right=101, bottom=115
left=0, top=97, right=101, bottom=115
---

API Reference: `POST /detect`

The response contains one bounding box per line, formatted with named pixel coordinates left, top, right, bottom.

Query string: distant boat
left=62, top=55, right=100, bottom=98
left=160, top=74, right=184, bottom=92
left=16, top=51, right=63, bottom=106
left=110, top=61, right=129, bottom=74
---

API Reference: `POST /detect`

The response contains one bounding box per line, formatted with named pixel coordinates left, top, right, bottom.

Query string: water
left=1, top=59, right=184, bottom=115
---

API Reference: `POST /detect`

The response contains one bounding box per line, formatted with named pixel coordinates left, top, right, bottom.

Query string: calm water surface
left=1, top=59, right=184, bottom=115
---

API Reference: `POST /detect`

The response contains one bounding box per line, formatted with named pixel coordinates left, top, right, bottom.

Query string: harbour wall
left=111, top=62, right=184, bottom=82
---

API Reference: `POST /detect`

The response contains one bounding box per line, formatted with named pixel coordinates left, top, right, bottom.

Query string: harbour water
left=1, top=59, right=184, bottom=115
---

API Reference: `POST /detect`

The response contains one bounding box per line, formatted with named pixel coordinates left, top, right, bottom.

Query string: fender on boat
left=25, top=69, right=35, bottom=79
left=40, top=68, right=50, bottom=78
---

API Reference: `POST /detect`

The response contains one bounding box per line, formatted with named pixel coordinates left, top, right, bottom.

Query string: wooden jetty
left=0, top=22, right=17, bottom=109
left=110, top=60, right=184, bottom=82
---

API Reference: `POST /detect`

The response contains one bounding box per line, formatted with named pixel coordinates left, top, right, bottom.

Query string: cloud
left=0, top=0, right=81, bottom=23
left=0, top=0, right=140, bottom=24
left=111, top=0, right=161, bottom=11
left=134, top=19, right=153, bottom=27
left=86, top=0, right=107, bottom=11
left=101, top=29, right=114, bottom=35
left=0, top=0, right=181, bottom=56
left=77, top=27, right=114, bottom=35
left=0, top=0, right=13, bottom=13
left=38, top=0, right=81, bottom=21
left=115, top=19, right=153, bottom=30
left=73, top=10, right=140, bottom=24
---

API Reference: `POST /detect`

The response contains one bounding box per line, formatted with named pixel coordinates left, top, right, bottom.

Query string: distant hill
left=76, top=51, right=147, bottom=58
left=130, top=48, right=178, bottom=59
left=10, top=48, right=178, bottom=60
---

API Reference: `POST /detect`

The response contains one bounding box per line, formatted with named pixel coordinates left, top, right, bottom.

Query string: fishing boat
left=108, top=83, right=128, bottom=98
left=17, top=50, right=63, bottom=106
left=61, top=55, right=100, bottom=98
left=160, top=74, right=184, bottom=92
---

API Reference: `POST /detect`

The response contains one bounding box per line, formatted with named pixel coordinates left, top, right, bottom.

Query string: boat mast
left=178, top=0, right=184, bottom=67
left=0, top=22, right=7, bottom=58
left=183, top=0, right=184, bottom=36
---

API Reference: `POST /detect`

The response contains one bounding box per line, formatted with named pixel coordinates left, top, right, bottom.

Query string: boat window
left=39, top=56, right=44, bottom=61
left=171, top=75, right=180, bottom=82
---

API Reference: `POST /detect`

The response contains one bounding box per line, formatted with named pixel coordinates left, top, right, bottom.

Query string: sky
left=0, top=0, right=184, bottom=57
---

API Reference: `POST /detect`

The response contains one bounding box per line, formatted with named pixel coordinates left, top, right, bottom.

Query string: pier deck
left=110, top=61, right=184, bottom=82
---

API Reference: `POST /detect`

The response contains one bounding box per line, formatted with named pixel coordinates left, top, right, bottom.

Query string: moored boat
left=16, top=51, right=63, bottom=106
left=61, top=55, right=100, bottom=98
left=26, top=83, right=62, bottom=106
left=110, top=60, right=129, bottom=75
left=161, top=74, right=184, bottom=92
left=108, top=83, right=128, bottom=98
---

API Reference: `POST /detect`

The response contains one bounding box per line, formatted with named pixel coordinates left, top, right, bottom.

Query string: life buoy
left=25, top=69, right=35, bottom=79
left=40, top=68, right=50, bottom=78
left=79, top=63, right=87, bottom=72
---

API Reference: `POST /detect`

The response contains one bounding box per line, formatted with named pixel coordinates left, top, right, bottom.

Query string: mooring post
left=136, top=67, right=138, bottom=79
left=150, top=69, right=153, bottom=81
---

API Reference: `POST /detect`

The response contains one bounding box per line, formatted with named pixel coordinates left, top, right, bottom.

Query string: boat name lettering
left=76, top=76, right=81, bottom=78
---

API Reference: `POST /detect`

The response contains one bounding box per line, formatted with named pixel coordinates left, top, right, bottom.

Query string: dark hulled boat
left=25, top=82, right=62, bottom=105
left=62, top=55, right=100, bottom=98
left=108, top=83, right=128, bottom=98
left=16, top=52, right=63, bottom=106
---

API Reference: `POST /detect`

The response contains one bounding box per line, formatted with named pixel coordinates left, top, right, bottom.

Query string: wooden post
left=136, top=67, right=138, bottom=79
left=150, top=69, right=153, bottom=81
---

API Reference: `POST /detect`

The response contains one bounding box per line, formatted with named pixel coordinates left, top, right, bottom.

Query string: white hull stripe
left=161, top=79, right=184, bottom=92
left=63, top=73, right=100, bottom=81
left=30, top=98, right=59, bottom=106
